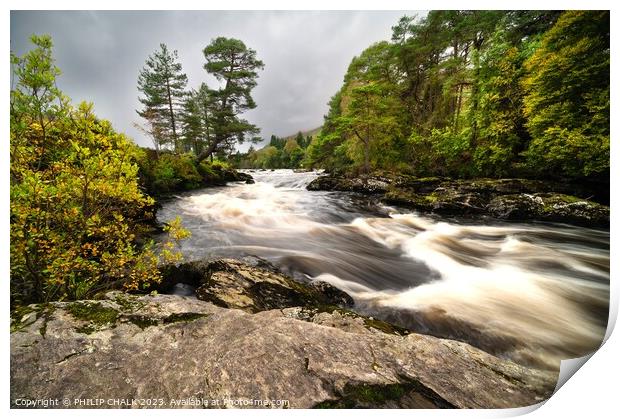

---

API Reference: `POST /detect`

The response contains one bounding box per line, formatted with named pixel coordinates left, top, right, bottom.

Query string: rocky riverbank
left=11, top=258, right=558, bottom=409
left=307, top=173, right=609, bottom=226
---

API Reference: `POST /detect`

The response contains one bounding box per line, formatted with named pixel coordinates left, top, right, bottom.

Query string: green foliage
left=11, top=35, right=189, bottom=305
left=152, top=153, right=202, bottom=192
left=406, top=128, right=472, bottom=177
left=470, top=26, right=533, bottom=177
left=307, top=11, right=608, bottom=182
left=180, top=83, right=216, bottom=156
left=197, top=159, right=232, bottom=183
left=136, top=149, right=238, bottom=194
left=253, top=146, right=280, bottom=169
left=308, top=42, right=405, bottom=173
left=196, top=37, right=265, bottom=162
left=268, top=134, right=287, bottom=149
left=237, top=132, right=314, bottom=169
left=522, top=11, right=609, bottom=178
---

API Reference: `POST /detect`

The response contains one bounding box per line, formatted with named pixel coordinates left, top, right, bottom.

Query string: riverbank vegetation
left=136, top=150, right=252, bottom=196
left=133, top=37, right=263, bottom=194
left=11, top=32, right=266, bottom=304
left=306, top=11, right=609, bottom=185
left=10, top=36, right=191, bottom=305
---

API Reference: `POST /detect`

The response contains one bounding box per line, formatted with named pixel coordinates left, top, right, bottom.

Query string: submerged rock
left=307, top=173, right=609, bottom=226
left=10, top=292, right=557, bottom=408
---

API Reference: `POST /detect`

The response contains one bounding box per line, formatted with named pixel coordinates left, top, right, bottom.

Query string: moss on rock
left=314, top=378, right=454, bottom=408
left=11, top=303, right=56, bottom=336
left=67, top=302, right=119, bottom=334
left=125, top=314, right=160, bottom=330
left=362, top=317, right=409, bottom=336
left=309, top=173, right=608, bottom=226
left=162, top=312, right=209, bottom=324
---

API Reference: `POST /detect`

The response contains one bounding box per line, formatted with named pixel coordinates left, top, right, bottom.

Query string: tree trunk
left=363, top=142, right=370, bottom=174
left=196, top=78, right=231, bottom=163
left=470, top=35, right=484, bottom=148
left=196, top=140, right=218, bottom=163
left=454, top=83, right=464, bottom=132
left=165, top=78, right=178, bottom=153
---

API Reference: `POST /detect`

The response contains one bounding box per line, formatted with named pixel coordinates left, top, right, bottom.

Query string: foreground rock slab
left=11, top=293, right=557, bottom=409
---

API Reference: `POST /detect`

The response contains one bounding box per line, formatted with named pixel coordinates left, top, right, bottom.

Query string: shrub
left=10, top=35, right=189, bottom=305
left=149, top=153, right=202, bottom=192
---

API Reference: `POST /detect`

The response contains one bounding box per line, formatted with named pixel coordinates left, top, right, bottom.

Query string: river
left=157, top=169, right=609, bottom=371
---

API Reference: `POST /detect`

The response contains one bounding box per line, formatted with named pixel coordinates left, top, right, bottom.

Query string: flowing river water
left=158, top=169, right=609, bottom=371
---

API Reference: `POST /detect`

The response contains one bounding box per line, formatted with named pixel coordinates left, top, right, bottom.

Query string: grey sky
left=10, top=10, right=422, bottom=150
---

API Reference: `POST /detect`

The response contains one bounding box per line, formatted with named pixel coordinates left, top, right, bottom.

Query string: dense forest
left=307, top=11, right=609, bottom=183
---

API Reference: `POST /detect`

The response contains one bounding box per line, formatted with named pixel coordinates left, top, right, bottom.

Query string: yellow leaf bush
left=11, top=35, right=189, bottom=305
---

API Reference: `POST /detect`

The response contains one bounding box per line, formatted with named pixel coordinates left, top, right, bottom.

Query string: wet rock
left=309, top=281, right=355, bottom=307
left=234, top=171, right=255, bottom=184
left=11, top=293, right=557, bottom=408
left=219, top=169, right=254, bottom=184
left=306, top=175, right=344, bottom=191
left=194, top=165, right=256, bottom=188
left=384, top=187, right=487, bottom=215
left=306, top=174, right=389, bottom=194
left=308, top=173, right=609, bottom=226
left=488, top=193, right=609, bottom=226
left=159, top=258, right=355, bottom=313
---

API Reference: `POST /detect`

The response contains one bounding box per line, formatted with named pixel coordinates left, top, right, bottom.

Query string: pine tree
left=181, top=83, right=216, bottom=156
left=294, top=132, right=305, bottom=148
left=137, top=43, right=188, bottom=153
left=181, top=90, right=203, bottom=154
left=196, top=37, right=264, bottom=162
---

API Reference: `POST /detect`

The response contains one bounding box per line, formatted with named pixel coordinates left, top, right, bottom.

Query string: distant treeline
left=231, top=132, right=314, bottom=169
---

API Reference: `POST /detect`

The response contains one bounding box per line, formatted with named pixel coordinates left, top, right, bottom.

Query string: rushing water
left=158, top=169, right=609, bottom=371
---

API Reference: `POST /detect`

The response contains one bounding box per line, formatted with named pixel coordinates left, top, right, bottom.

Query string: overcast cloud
left=10, top=10, right=423, bottom=150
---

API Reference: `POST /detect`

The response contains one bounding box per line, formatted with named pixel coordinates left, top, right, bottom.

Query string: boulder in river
left=306, top=173, right=390, bottom=194
left=487, top=193, right=609, bottom=225
left=159, top=257, right=355, bottom=312
left=221, top=169, right=255, bottom=184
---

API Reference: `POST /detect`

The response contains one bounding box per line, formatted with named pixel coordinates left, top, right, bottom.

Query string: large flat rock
left=11, top=293, right=558, bottom=409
